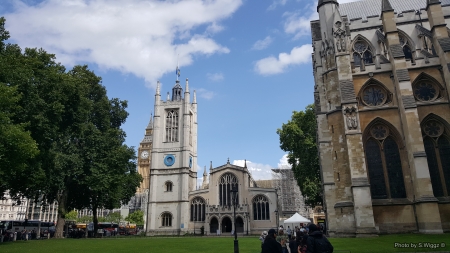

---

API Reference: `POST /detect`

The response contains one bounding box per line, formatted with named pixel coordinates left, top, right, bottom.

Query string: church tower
left=146, top=79, right=198, bottom=235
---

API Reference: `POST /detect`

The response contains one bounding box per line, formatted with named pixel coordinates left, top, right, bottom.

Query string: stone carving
left=334, top=21, right=347, bottom=52
left=321, top=38, right=336, bottom=70
left=343, top=106, right=358, bottom=130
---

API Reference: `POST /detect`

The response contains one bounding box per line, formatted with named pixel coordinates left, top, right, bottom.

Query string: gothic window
left=399, top=34, right=415, bottom=63
left=362, top=85, right=387, bottom=106
left=165, top=110, right=179, bottom=142
left=252, top=195, right=270, bottom=221
left=352, top=38, right=373, bottom=71
left=412, top=75, right=442, bottom=102
left=422, top=119, right=450, bottom=197
left=161, top=212, right=172, bottom=227
left=219, top=173, right=238, bottom=206
left=165, top=181, right=173, bottom=192
left=190, top=197, right=205, bottom=222
left=365, top=124, right=406, bottom=199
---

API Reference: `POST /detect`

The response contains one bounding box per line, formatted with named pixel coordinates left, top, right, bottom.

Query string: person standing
left=306, top=224, right=333, bottom=253
left=287, top=226, right=292, bottom=240
left=262, top=229, right=282, bottom=253
left=276, top=229, right=288, bottom=253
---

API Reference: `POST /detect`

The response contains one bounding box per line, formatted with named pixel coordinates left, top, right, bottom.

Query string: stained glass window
left=353, top=39, right=373, bottom=68
left=438, top=137, right=450, bottom=196
left=365, top=139, right=387, bottom=199
left=424, top=137, right=444, bottom=197
left=414, top=82, right=437, bottom=101
left=252, top=195, right=270, bottom=220
left=362, top=86, right=386, bottom=106
left=219, top=173, right=238, bottom=206
left=353, top=53, right=361, bottom=66
left=191, top=197, right=205, bottom=221
left=383, top=137, right=406, bottom=198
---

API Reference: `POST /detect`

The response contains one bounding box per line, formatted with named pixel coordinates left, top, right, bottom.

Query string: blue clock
left=164, top=155, right=175, bottom=166
left=189, top=157, right=192, bottom=168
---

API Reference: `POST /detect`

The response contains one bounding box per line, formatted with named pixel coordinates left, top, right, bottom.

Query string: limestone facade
left=312, top=0, right=450, bottom=236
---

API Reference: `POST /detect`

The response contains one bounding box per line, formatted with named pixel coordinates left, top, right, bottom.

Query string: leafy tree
left=64, top=210, right=78, bottom=221
left=277, top=104, right=322, bottom=207
left=102, top=212, right=123, bottom=223
left=76, top=216, right=93, bottom=223
left=125, top=210, right=144, bottom=225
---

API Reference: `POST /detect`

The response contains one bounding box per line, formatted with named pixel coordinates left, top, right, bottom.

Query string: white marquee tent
left=283, top=212, right=311, bottom=227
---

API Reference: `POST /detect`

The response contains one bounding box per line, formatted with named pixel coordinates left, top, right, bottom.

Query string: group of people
left=259, top=224, right=333, bottom=253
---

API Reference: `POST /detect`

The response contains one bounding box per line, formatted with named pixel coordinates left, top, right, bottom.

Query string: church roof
left=339, top=0, right=450, bottom=20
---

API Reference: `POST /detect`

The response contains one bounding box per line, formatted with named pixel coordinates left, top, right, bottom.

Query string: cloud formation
left=4, top=0, right=242, bottom=88
left=254, top=44, right=312, bottom=75
left=268, top=0, right=288, bottom=10
left=283, top=7, right=318, bottom=40
left=251, top=36, right=273, bottom=50
left=207, top=72, right=224, bottom=82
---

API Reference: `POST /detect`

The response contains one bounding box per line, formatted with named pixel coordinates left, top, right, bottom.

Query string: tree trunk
left=93, top=205, right=98, bottom=238
left=55, top=190, right=68, bottom=238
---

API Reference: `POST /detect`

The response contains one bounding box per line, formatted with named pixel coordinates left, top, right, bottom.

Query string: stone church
left=138, top=79, right=277, bottom=235
left=312, top=0, right=450, bottom=236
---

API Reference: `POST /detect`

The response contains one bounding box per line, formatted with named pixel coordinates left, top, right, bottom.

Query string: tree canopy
left=125, top=210, right=144, bottom=225
left=277, top=104, right=322, bottom=207
left=0, top=17, right=142, bottom=237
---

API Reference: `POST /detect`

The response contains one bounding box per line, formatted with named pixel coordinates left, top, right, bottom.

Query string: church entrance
left=210, top=217, right=219, bottom=233
left=236, top=217, right=244, bottom=233
left=221, top=217, right=232, bottom=233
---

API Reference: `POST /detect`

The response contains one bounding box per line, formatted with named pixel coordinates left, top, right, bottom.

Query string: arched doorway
left=236, top=217, right=244, bottom=233
left=221, top=217, right=232, bottom=233
left=210, top=217, right=219, bottom=233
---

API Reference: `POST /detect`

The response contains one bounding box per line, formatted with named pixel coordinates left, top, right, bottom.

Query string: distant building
left=0, top=192, right=27, bottom=221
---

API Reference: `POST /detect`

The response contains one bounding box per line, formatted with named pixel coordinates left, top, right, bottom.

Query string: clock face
left=164, top=154, right=175, bottom=166
left=141, top=151, right=149, bottom=159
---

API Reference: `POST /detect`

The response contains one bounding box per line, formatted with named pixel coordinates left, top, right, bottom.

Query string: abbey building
left=312, top=0, right=450, bottom=236
left=139, top=79, right=277, bottom=235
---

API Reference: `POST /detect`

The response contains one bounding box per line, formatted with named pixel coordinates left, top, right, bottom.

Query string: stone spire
left=193, top=90, right=197, bottom=104
left=167, top=92, right=170, bottom=101
left=201, top=166, right=208, bottom=189
left=146, top=113, right=153, bottom=129
left=427, top=0, right=441, bottom=5
left=317, top=0, right=338, bottom=11
left=185, top=78, right=189, bottom=93
left=381, top=0, right=394, bottom=13
left=203, top=165, right=207, bottom=177
left=244, top=159, right=247, bottom=168
left=210, top=161, right=213, bottom=172
left=156, top=81, right=161, bottom=95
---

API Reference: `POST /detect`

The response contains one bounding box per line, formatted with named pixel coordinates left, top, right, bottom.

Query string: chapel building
left=141, top=79, right=277, bottom=235
left=312, top=0, right=450, bottom=236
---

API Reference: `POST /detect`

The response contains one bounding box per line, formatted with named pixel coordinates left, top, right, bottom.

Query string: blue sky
left=1, top=0, right=357, bottom=182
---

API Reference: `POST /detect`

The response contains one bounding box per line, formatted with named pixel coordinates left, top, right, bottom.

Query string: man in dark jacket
left=262, top=229, right=283, bottom=253
left=306, top=224, right=333, bottom=253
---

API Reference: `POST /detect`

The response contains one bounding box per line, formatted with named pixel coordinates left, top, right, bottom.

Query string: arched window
left=165, top=110, right=179, bottom=142
left=190, top=197, right=205, bottom=221
left=165, top=181, right=173, bottom=192
left=219, top=173, right=238, bottom=206
left=422, top=118, right=450, bottom=197
left=412, top=73, right=442, bottom=102
left=161, top=212, right=172, bottom=227
left=399, top=34, right=415, bottom=63
left=364, top=123, right=406, bottom=199
left=352, top=37, right=373, bottom=71
left=252, top=195, right=270, bottom=220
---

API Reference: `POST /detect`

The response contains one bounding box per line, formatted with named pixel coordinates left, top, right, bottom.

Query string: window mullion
left=380, top=141, right=391, bottom=198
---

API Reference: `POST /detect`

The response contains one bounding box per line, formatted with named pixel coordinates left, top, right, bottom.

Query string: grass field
left=0, top=234, right=449, bottom=253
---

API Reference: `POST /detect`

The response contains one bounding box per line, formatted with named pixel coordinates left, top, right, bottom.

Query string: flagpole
left=176, top=54, right=179, bottom=81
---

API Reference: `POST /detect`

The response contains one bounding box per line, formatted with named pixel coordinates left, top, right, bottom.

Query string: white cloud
left=277, top=154, right=291, bottom=168
left=233, top=160, right=274, bottom=180
left=254, top=44, right=312, bottom=75
left=283, top=7, right=318, bottom=39
left=268, top=0, right=288, bottom=10
left=4, top=0, right=242, bottom=88
left=251, top=36, right=273, bottom=50
left=196, top=88, right=215, bottom=100
left=206, top=72, right=224, bottom=82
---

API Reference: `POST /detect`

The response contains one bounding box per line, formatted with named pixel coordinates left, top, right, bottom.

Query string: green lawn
left=0, top=234, right=449, bottom=253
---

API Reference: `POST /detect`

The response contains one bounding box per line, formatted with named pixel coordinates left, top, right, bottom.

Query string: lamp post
left=230, top=185, right=239, bottom=253
left=274, top=210, right=279, bottom=229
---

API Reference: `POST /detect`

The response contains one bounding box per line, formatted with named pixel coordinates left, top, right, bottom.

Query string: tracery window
left=165, top=110, right=179, bottom=142
left=252, top=195, right=270, bottom=220
left=362, top=85, right=387, bottom=106
left=365, top=124, right=406, bottom=199
left=190, top=197, right=205, bottom=221
left=161, top=212, right=172, bottom=227
left=219, top=173, right=238, bottom=206
left=412, top=75, right=441, bottom=102
left=353, top=38, right=373, bottom=70
left=422, top=119, right=450, bottom=197
left=165, top=181, right=173, bottom=192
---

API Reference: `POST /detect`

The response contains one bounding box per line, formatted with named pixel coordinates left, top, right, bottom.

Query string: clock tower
left=137, top=115, right=153, bottom=193
left=146, top=78, right=198, bottom=235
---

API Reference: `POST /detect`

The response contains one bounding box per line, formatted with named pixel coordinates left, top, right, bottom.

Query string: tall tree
left=277, top=104, right=322, bottom=207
